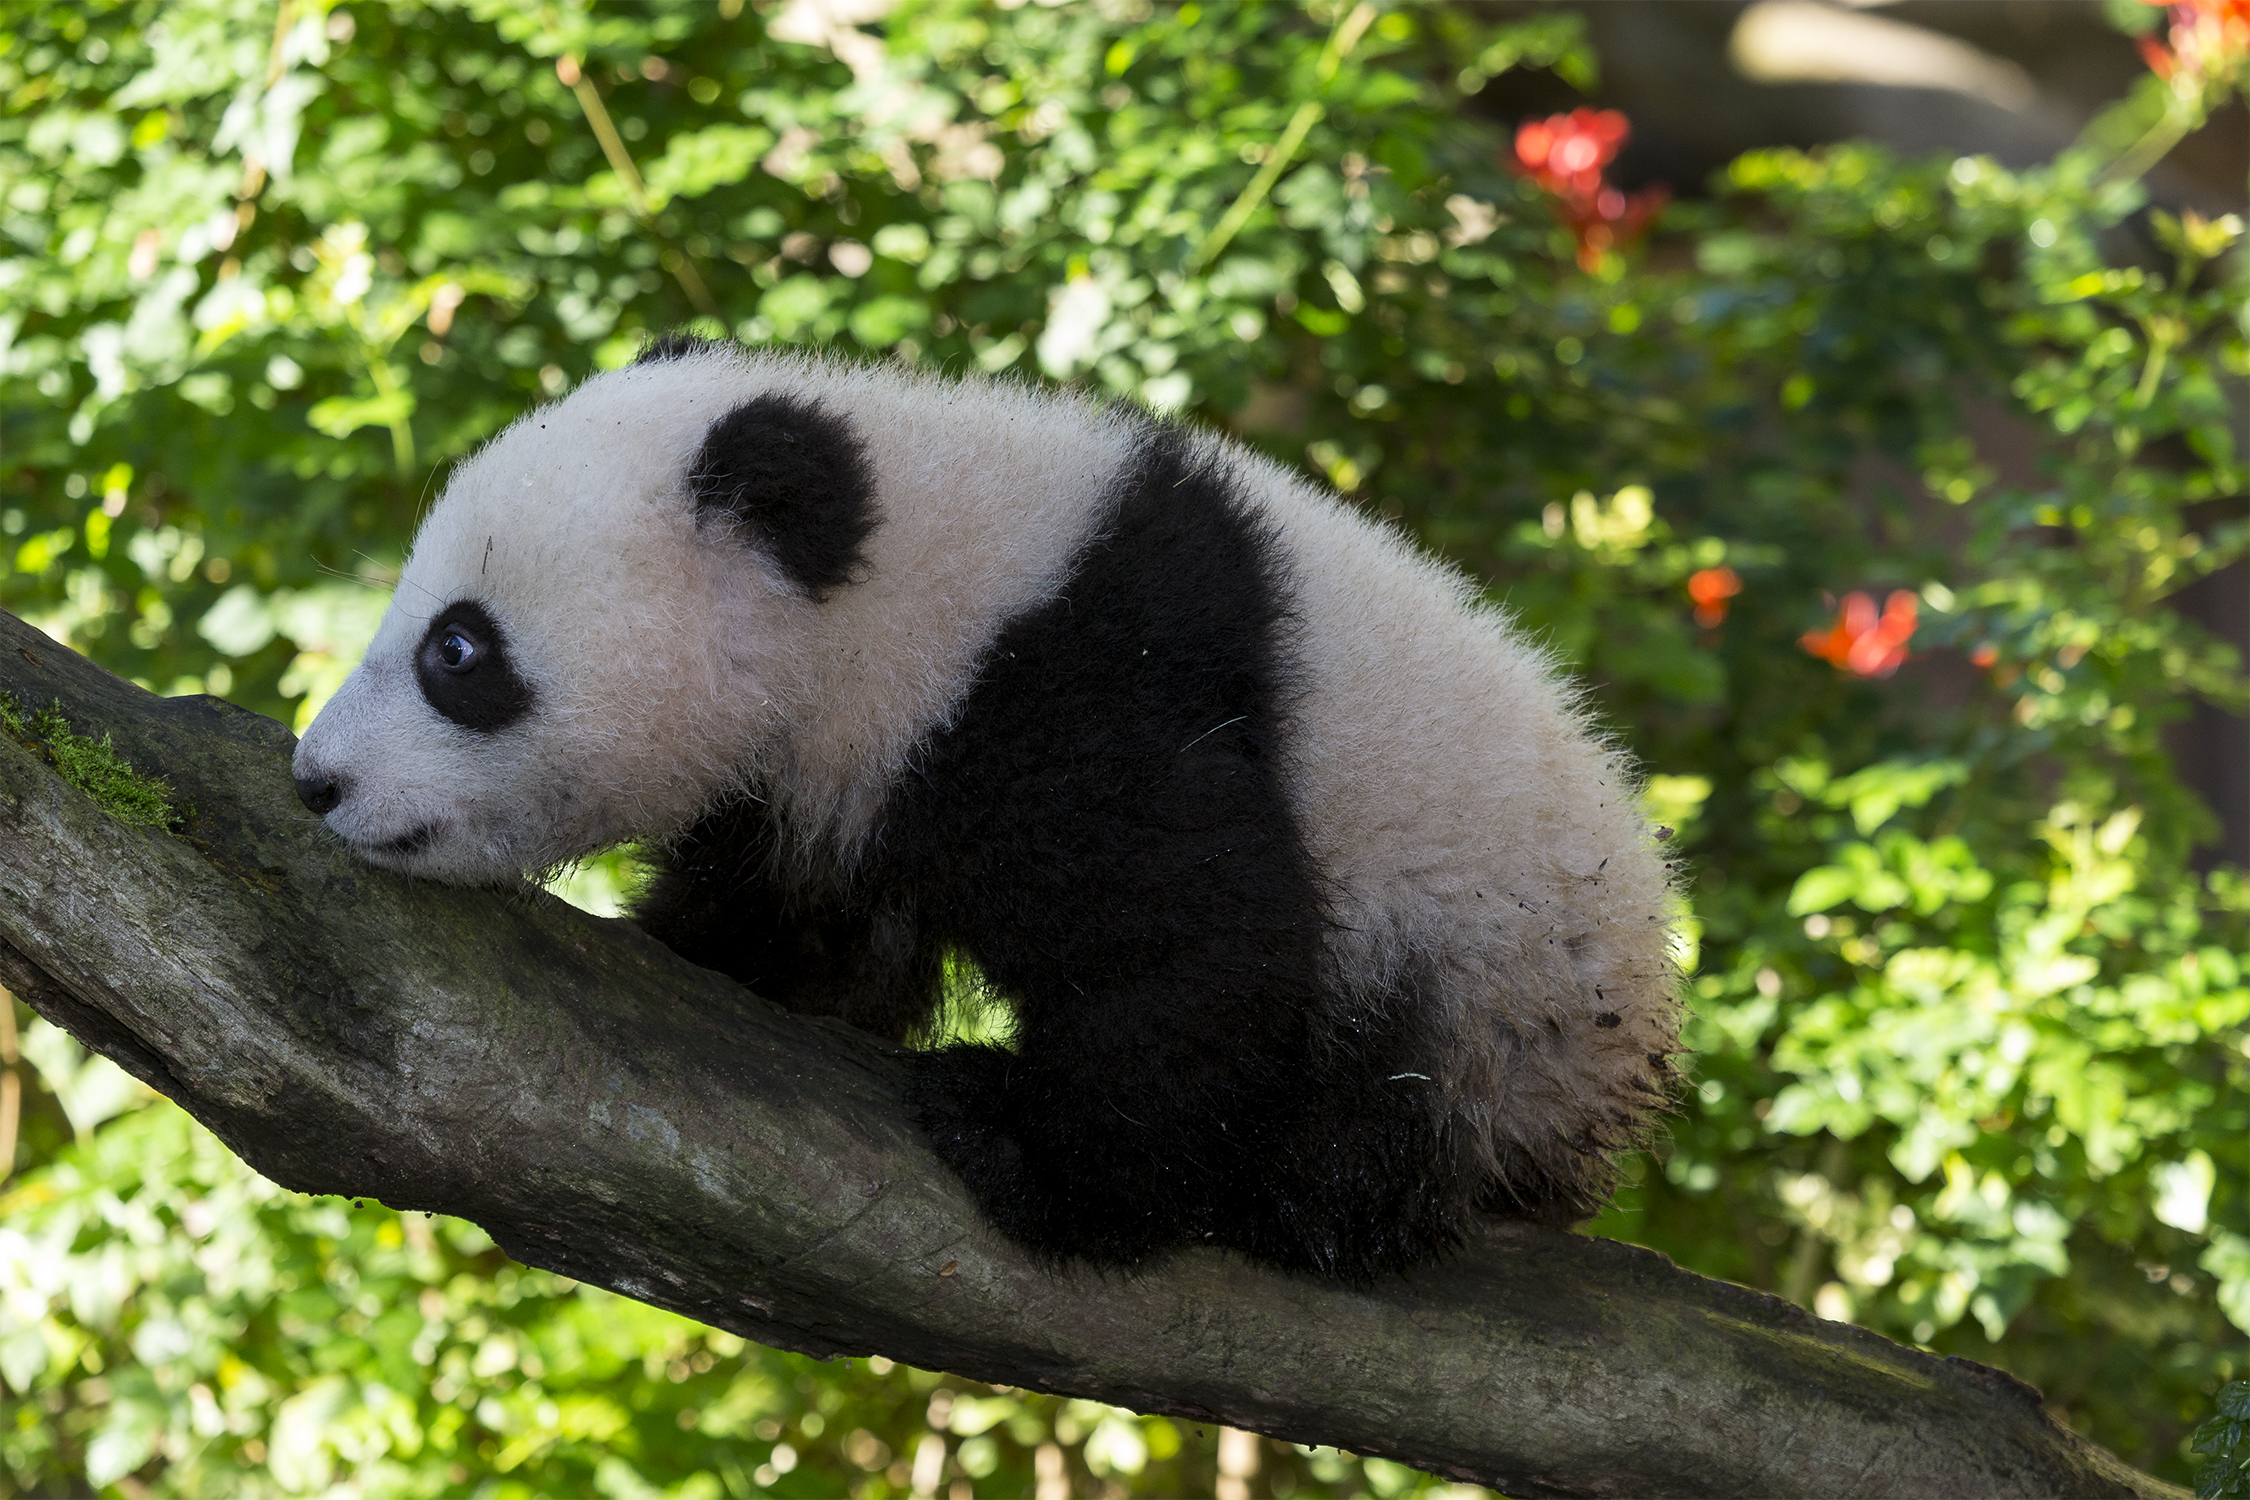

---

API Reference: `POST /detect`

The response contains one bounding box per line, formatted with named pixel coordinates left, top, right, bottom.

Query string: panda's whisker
left=387, top=569, right=446, bottom=610
left=313, top=560, right=389, bottom=590
left=1177, top=716, right=1247, bottom=753
left=409, top=455, right=447, bottom=530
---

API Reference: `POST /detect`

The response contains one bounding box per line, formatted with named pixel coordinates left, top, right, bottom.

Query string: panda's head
left=291, top=341, right=874, bottom=883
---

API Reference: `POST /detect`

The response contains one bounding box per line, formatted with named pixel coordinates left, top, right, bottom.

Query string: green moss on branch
left=0, top=690, right=178, bottom=829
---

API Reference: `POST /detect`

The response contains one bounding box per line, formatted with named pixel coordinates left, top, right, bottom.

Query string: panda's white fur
left=1253, top=466, right=1677, bottom=1186
left=297, top=342, right=1680, bottom=1277
left=306, top=352, right=1129, bottom=879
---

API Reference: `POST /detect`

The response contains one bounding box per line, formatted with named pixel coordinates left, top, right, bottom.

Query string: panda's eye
left=415, top=601, right=533, bottom=733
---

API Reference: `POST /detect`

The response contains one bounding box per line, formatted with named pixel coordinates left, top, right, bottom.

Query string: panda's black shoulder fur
left=637, top=420, right=1516, bottom=1277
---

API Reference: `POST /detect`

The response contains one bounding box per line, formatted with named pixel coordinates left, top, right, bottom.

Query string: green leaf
left=306, top=388, right=414, bottom=441
left=639, top=123, right=778, bottom=204
left=848, top=295, right=932, bottom=348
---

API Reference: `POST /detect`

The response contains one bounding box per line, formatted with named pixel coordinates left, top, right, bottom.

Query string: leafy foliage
left=1, top=0, right=2244, bottom=1493
left=2197, top=1381, right=2250, bottom=1500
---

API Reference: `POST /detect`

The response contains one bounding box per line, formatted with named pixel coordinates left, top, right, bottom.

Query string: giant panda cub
left=293, top=335, right=1681, bottom=1280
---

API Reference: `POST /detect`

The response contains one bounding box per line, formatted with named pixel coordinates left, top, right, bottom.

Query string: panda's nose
left=295, top=771, right=344, bottom=815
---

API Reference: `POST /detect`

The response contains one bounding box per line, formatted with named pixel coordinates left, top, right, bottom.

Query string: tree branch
left=0, top=609, right=2184, bottom=1500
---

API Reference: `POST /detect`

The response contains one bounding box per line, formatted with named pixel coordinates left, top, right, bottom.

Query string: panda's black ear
left=687, top=393, right=876, bottom=599
left=638, top=330, right=726, bottom=365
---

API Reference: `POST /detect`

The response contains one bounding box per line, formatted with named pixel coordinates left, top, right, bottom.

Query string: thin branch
left=1188, top=2, right=1377, bottom=274
left=558, top=56, right=721, bottom=319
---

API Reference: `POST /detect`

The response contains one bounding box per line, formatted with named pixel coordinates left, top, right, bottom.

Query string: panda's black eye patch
left=416, top=600, right=533, bottom=733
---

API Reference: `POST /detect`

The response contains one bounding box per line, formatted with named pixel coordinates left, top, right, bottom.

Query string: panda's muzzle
left=374, top=823, right=440, bottom=857
left=293, top=768, right=434, bottom=858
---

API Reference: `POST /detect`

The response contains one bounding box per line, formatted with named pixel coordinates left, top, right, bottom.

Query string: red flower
left=1800, top=591, right=1918, bottom=678
left=1687, top=566, right=1742, bottom=628
left=2139, top=0, right=2250, bottom=83
left=1515, top=109, right=1629, bottom=197
left=1508, top=109, right=1668, bottom=272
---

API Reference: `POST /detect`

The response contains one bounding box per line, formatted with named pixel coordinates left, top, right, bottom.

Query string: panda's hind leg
left=906, top=979, right=1310, bottom=1268
left=905, top=1040, right=1142, bottom=1263
left=907, top=973, right=1484, bottom=1279
left=1241, top=1072, right=1479, bottom=1277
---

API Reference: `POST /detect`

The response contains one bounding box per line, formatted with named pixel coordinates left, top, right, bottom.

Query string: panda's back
left=726, top=354, right=1677, bottom=1192
left=735, top=357, right=1139, bottom=858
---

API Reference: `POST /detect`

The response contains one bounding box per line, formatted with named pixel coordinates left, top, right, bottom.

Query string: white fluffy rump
left=1210, top=435, right=1681, bottom=1194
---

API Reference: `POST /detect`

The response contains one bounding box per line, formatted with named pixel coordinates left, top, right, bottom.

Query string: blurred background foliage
left=0, top=0, right=2245, bottom=1495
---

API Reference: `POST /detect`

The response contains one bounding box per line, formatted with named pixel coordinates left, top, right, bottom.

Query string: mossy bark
left=0, top=610, right=2186, bottom=1500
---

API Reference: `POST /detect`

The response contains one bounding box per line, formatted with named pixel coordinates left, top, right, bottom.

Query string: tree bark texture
left=0, top=609, right=2186, bottom=1500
